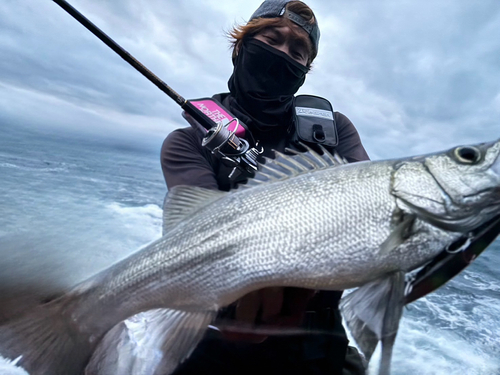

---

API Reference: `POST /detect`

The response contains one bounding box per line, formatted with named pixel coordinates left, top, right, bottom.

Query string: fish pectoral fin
left=379, top=214, right=416, bottom=255
left=340, top=272, right=405, bottom=375
left=87, top=308, right=216, bottom=375
left=162, top=186, right=227, bottom=234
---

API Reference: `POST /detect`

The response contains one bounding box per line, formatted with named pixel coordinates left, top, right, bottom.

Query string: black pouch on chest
left=291, top=95, right=338, bottom=148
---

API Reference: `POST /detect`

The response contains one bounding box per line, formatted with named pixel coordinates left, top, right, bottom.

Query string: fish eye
left=454, top=146, right=481, bottom=164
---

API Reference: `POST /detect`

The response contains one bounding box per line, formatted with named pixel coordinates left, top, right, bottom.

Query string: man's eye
left=265, top=36, right=277, bottom=44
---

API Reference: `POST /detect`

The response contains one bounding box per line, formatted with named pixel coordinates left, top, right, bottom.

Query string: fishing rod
left=53, top=0, right=198, bottom=124
left=52, top=0, right=260, bottom=179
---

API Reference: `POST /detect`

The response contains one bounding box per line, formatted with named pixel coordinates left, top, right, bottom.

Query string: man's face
left=253, top=24, right=311, bottom=67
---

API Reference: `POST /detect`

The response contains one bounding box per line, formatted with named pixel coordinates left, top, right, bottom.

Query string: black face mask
left=228, top=38, right=309, bottom=131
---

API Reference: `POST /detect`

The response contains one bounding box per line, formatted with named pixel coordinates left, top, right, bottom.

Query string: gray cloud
left=1, top=0, right=499, bottom=159
left=303, top=0, right=500, bottom=158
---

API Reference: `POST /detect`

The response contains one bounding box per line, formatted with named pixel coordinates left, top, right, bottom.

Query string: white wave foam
left=373, top=293, right=500, bottom=375
left=461, top=271, right=500, bottom=292
left=416, top=291, right=500, bottom=350
left=345, top=289, right=500, bottom=375
left=0, top=162, right=20, bottom=169
left=106, top=202, right=163, bottom=244
left=0, top=161, right=67, bottom=173
left=387, top=319, right=500, bottom=375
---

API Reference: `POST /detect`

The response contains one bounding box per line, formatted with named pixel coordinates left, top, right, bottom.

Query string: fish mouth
left=398, top=195, right=500, bottom=234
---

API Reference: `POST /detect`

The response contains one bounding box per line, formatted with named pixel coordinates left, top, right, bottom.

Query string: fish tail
left=0, top=295, right=96, bottom=375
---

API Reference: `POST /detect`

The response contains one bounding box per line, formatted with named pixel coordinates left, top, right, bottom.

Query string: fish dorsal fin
left=162, top=186, right=227, bottom=235
left=239, top=144, right=347, bottom=190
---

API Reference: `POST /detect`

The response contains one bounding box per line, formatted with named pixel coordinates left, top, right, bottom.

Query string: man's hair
left=228, top=1, right=317, bottom=66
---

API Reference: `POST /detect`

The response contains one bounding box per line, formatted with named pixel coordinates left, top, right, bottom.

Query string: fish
left=0, top=139, right=499, bottom=375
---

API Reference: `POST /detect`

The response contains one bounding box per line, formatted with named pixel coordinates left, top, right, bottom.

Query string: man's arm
left=161, top=127, right=219, bottom=190
left=334, top=112, right=370, bottom=162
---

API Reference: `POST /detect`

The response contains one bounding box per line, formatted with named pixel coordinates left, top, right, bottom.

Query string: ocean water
left=1, top=124, right=499, bottom=374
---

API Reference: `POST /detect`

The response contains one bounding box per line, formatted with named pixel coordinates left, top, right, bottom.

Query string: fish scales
left=86, top=163, right=399, bottom=310
left=0, top=140, right=499, bottom=375
left=72, top=159, right=455, bottom=324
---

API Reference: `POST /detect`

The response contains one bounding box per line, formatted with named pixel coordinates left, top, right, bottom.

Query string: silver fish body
left=84, top=141, right=499, bottom=311
left=1, top=139, right=499, bottom=375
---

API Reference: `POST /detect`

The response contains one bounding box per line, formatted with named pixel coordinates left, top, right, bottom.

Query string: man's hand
left=220, top=287, right=316, bottom=343
left=235, top=287, right=284, bottom=324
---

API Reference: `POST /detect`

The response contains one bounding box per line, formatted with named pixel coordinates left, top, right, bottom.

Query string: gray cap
left=249, top=0, right=320, bottom=54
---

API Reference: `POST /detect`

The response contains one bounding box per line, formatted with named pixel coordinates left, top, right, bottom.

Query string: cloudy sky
left=1, top=0, right=499, bottom=159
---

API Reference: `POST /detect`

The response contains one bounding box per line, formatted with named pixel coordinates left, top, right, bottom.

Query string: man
left=161, top=1, right=369, bottom=374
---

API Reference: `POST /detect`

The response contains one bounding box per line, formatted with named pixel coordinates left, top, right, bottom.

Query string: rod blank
left=52, top=0, right=186, bottom=106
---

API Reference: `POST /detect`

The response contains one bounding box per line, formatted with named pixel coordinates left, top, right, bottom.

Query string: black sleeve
left=160, top=127, right=219, bottom=190
left=334, top=112, right=370, bottom=163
